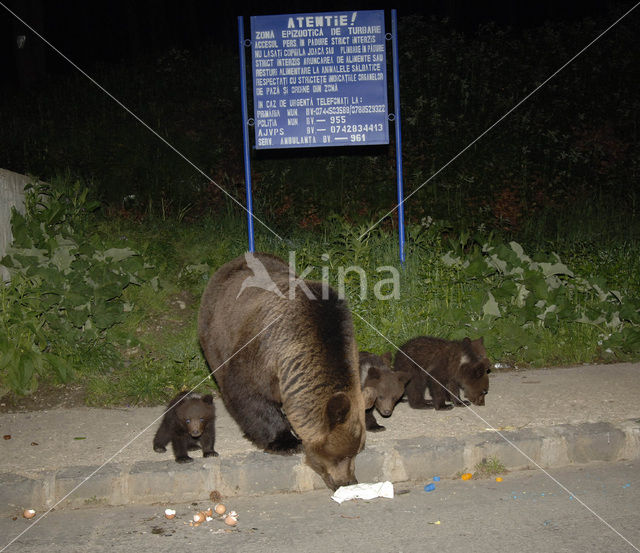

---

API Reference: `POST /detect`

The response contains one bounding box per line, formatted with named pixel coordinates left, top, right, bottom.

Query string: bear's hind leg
left=267, top=427, right=302, bottom=454
left=222, top=386, right=300, bottom=454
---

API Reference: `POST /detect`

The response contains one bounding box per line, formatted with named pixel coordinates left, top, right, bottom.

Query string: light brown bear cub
left=394, top=336, right=491, bottom=410
left=359, top=351, right=411, bottom=432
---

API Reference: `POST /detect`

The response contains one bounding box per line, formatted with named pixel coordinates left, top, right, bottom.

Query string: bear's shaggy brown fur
left=359, top=351, right=410, bottom=432
left=198, top=253, right=375, bottom=490
left=153, top=391, right=218, bottom=463
left=394, top=336, right=491, bottom=410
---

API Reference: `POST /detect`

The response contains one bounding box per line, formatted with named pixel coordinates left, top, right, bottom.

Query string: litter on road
left=331, top=481, right=394, bottom=504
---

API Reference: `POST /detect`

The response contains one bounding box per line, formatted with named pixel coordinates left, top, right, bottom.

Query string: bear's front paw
left=175, top=456, right=193, bottom=463
left=454, top=400, right=470, bottom=406
left=408, top=401, right=435, bottom=410
left=153, top=445, right=167, bottom=453
left=367, top=425, right=386, bottom=432
left=203, top=450, right=219, bottom=457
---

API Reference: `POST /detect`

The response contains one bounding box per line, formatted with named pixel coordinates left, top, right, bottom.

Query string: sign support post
left=391, top=9, right=405, bottom=264
left=237, top=16, right=255, bottom=252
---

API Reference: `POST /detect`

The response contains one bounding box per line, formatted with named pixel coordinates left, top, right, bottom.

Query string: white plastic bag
left=330, top=481, right=394, bottom=504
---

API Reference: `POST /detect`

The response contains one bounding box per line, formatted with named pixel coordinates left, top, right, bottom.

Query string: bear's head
left=459, top=338, right=491, bottom=406
left=175, top=394, right=214, bottom=438
left=305, top=388, right=376, bottom=491
left=365, top=365, right=411, bottom=418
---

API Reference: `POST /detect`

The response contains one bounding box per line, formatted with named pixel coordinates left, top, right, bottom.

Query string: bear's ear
left=362, top=386, right=377, bottom=410
left=325, top=392, right=351, bottom=429
left=470, top=337, right=487, bottom=357
left=381, top=352, right=393, bottom=365
left=473, top=365, right=488, bottom=378
left=202, top=394, right=214, bottom=404
left=168, top=391, right=189, bottom=409
left=395, top=371, right=412, bottom=386
left=367, top=366, right=381, bottom=381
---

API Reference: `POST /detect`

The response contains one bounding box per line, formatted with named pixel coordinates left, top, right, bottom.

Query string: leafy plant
left=0, top=182, right=157, bottom=395
left=442, top=239, right=640, bottom=360
left=473, top=456, right=507, bottom=478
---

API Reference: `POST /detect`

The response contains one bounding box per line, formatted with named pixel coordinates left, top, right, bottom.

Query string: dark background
left=1, top=0, right=611, bottom=90
left=0, top=0, right=636, bottom=234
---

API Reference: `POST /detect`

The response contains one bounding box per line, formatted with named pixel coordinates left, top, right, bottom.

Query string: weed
left=473, top=456, right=508, bottom=478
left=0, top=182, right=157, bottom=396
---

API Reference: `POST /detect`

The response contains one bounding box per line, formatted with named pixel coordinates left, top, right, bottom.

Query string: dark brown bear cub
left=394, top=336, right=491, bottom=410
left=359, top=351, right=410, bottom=432
left=153, top=391, right=218, bottom=463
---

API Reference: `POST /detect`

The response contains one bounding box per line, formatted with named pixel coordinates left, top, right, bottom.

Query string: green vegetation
left=1, top=10, right=639, bottom=404
left=473, top=456, right=508, bottom=479
left=0, top=182, right=157, bottom=397
left=2, top=187, right=638, bottom=403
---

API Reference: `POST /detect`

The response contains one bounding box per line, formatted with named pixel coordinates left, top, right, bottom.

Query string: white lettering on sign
left=287, top=14, right=350, bottom=29
left=251, top=10, right=389, bottom=149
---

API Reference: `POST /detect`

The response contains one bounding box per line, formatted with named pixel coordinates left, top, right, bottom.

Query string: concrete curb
left=2, top=418, right=638, bottom=515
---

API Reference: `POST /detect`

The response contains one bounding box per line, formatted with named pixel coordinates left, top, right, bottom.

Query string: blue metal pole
left=391, top=9, right=405, bottom=265
left=238, top=16, right=255, bottom=252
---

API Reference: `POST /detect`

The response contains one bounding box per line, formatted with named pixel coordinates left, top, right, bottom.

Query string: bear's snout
left=326, top=474, right=358, bottom=491
left=186, top=420, right=205, bottom=438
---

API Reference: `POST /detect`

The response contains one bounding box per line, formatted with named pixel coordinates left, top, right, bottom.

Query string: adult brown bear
left=198, top=252, right=375, bottom=490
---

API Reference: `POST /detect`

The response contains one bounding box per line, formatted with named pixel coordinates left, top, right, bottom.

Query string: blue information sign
left=250, top=10, right=389, bottom=149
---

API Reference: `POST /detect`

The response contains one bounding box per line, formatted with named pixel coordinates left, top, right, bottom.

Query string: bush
left=0, top=181, right=157, bottom=395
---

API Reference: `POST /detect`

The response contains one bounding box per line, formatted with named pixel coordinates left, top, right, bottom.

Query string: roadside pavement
left=1, top=363, right=639, bottom=515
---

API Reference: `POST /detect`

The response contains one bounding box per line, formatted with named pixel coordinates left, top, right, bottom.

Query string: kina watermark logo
left=236, top=252, right=285, bottom=299
left=237, top=252, right=400, bottom=301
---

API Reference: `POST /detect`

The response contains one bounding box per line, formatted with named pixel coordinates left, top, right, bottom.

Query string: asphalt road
left=2, top=461, right=638, bottom=553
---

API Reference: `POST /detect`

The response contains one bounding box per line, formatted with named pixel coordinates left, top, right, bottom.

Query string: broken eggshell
left=223, top=511, right=238, bottom=526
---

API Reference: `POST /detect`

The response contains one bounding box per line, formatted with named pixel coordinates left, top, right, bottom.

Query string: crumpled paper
left=330, top=481, right=394, bottom=504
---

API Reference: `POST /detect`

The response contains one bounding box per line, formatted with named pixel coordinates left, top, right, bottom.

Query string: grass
left=473, top=456, right=508, bottom=479
left=2, top=188, right=639, bottom=406
left=67, top=204, right=638, bottom=406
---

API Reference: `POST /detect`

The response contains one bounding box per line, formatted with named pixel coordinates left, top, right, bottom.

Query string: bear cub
left=359, top=351, right=411, bottom=431
left=394, top=336, right=491, bottom=411
left=153, top=391, right=218, bottom=463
